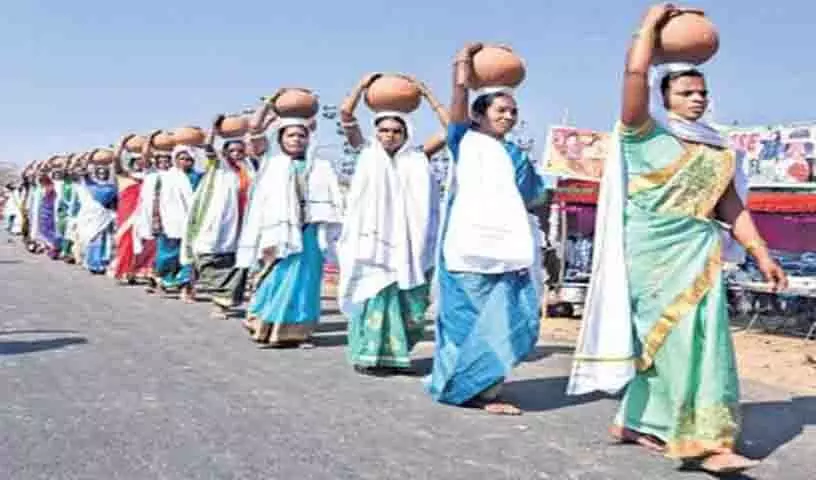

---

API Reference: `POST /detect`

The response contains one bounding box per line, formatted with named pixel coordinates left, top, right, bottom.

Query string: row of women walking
left=2, top=6, right=791, bottom=474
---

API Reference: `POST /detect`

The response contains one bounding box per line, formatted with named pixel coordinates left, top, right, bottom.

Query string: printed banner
left=727, top=124, right=816, bottom=187
left=542, top=126, right=609, bottom=181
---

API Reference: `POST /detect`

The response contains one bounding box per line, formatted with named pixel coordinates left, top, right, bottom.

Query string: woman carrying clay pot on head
left=567, top=4, right=787, bottom=474
left=180, top=115, right=256, bottom=315
left=132, top=130, right=184, bottom=294
left=74, top=151, right=118, bottom=275
left=109, top=134, right=156, bottom=285
left=424, top=43, right=550, bottom=414
left=236, top=88, right=343, bottom=347
left=151, top=141, right=205, bottom=302
left=336, top=73, right=447, bottom=376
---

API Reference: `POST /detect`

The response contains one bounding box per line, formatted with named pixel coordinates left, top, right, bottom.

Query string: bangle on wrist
left=744, top=238, right=766, bottom=254
left=341, top=119, right=359, bottom=128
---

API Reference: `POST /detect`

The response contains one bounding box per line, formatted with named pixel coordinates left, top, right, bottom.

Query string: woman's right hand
left=456, top=42, right=483, bottom=62
left=640, top=3, right=678, bottom=32
left=360, top=72, right=382, bottom=89
left=211, top=114, right=226, bottom=137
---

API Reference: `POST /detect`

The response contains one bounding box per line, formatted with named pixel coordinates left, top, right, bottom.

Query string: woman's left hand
left=757, top=256, right=789, bottom=291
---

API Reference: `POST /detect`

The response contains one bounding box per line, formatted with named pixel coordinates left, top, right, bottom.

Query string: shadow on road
left=311, top=333, right=347, bottom=347
left=739, top=395, right=816, bottom=460
left=524, top=344, right=576, bottom=362
left=315, top=321, right=347, bottom=333
left=503, top=376, right=614, bottom=412
left=0, top=259, right=22, bottom=265
left=0, top=336, right=88, bottom=355
left=0, top=329, right=79, bottom=336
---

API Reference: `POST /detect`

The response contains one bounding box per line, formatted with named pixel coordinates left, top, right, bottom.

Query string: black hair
left=374, top=115, right=407, bottom=133
left=277, top=125, right=309, bottom=144
left=222, top=139, right=244, bottom=151
left=470, top=91, right=514, bottom=127
left=660, top=69, right=704, bottom=107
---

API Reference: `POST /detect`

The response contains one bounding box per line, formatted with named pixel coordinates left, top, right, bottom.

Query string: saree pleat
left=247, top=224, right=324, bottom=343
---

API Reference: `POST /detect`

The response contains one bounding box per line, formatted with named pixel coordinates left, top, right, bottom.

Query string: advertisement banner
left=727, top=124, right=816, bottom=187
left=542, top=126, right=609, bottom=181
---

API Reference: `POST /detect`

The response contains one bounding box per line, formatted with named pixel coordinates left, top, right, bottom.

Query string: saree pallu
left=56, top=181, right=74, bottom=257
left=247, top=224, right=324, bottom=345
left=615, top=121, right=740, bottom=459
left=113, top=176, right=155, bottom=280
left=347, top=282, right=429, bottom=369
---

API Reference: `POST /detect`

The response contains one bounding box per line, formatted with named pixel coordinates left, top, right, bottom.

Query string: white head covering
left=649, top=62, right=725, bottom=148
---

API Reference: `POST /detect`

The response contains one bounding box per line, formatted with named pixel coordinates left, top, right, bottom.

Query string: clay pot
left=657, top=11, right=719, bottom=65
left=275, top=88, right=319, bottom=118
left=472, top=46, right=526, bottom=89
left=125, top=135, right=147, bottom=153
left=90, top=148, right=115, bottom=165
left=152, top=131, right=176, bottom=150
left=220, top=115, right=249, bottom=137
left=365, top=75, right=422, bottom=113
left=173, top=126, right=207, bottom=146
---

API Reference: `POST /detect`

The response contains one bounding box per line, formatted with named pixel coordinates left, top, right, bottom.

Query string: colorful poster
left=727, top=124, right=816, bottom=187
left=542, top=126, right=609, bottom=181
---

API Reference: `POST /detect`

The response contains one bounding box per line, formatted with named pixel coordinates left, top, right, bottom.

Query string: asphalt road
left=1, top=236, right=814, bottom=480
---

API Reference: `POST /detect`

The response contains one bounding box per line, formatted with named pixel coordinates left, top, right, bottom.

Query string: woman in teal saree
left=569, top=4, right=787, bottom=475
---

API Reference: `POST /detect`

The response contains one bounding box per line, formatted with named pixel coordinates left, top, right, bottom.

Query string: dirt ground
left=541, top=316, right=816, bottom=394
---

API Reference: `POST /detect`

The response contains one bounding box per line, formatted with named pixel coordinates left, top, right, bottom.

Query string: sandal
left=690, top=453, right=760, bottom=474
left=609, top=426, right=666, bottom=453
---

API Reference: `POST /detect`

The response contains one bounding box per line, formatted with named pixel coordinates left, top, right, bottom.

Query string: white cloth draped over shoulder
left=442, top=129, right=535, bottom=274
left=235, top=117, right=343, bottom=268
left=74, top=178, right=116, bottom=247
left=132, top=171, right=159, bottom=254
left=180, top=144, right=256, bottom=265
left=568, top=63, right=730, bottom=396
left=337, top=111, right=437, bottom=315
left=135, top=146, right=203, bottom=245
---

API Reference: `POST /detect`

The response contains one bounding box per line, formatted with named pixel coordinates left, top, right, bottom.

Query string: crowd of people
left=0, top=4, right=793, bottom=474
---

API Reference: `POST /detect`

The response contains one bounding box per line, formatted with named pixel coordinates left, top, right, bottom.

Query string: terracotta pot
left=472, top=46, right=526, bottom=89
left=90, top=148, right=115, bottom=165
left=220, top=115, right=249, bottom=137
left=125, top=135, right=147, bottom=153
left=173, top=126, right=207, bottom=146
left=365, top=75, right=422, bottom=113
left=152, top=131, right=176, bottom=150
left=275, top=88, right=319, bottom=118
left=657, top=11, right=719, bottom=65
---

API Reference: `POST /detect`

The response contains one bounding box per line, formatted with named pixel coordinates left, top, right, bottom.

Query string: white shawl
left=74, top=178, right=115, bottom=246
left=337, top=112, right=435, bottom=314
left=568, top=63, right=729, bottom=395
left=180, top=155, right=255, bottom=265
left=236, top=119, right=343, bottom=268
left=442, top=130, right=534, bottom=273
left=132, top=171, right=160, bottom=254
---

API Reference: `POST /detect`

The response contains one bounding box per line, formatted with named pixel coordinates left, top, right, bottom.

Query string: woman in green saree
left=569, top=4, right=787, bottom=474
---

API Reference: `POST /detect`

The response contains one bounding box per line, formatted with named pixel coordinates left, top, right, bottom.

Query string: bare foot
left=180, top=288, right=195, bottom=304
left=465, top=397, right=522, bottom=415
left=609, top=426, right=666, bottom=453
left=698, top=453, right=760, bottom=474
left=242, top=318, right=257, bottom=335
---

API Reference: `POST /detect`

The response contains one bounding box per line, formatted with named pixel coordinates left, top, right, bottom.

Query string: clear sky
left=1, top=0, right=814, bottom=166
